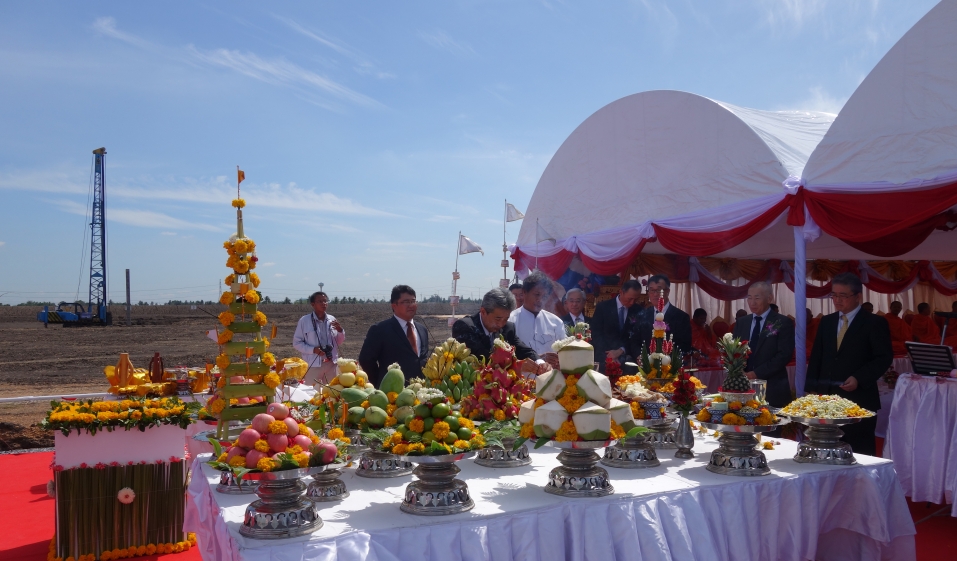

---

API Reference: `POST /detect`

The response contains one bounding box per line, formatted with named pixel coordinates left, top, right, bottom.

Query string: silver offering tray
left=306, top=465, right=350, bottom=502
left=475, top=436, right=531, bottom=468
left=355, top=439, right=414, bottom=478
left=394, top=451, right=477, bottom=515
left=544, top=439, right=617, bottom=497
left=786, top=415, right=871, bottom=465
left=216, top=469, right=259, bottom=495
left=698, top=418, right=789, bottom=476
left=193, top=424, right=245, bottom=443
left=602, top=418, right=671, bottom=469
left=239, top=462, right=345, bottom=539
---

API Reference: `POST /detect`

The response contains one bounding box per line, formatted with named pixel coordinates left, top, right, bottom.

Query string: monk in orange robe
left=885, top=301, right=914, bottom=355
left=911, top=302, right=941, bottom=344
left=691, top=308, right=720, bottom=367
left=805, top=308, right=820, bottom=357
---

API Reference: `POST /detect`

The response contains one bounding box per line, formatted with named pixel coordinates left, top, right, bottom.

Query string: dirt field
left=0, top=302, right=476, bottom=450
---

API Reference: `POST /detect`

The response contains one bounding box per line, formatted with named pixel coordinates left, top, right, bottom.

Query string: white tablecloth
left=185, top=436, right=915, bottom=561
left=883, top=373, right=957, bottom=516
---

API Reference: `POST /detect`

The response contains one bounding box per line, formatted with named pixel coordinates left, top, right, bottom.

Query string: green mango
left=413, top=404, right=431, bottom=418
left=422, top=431, right=435, bottom=444
left=379, top=365, right=405, bottom=394
left=457, top=426, right=473, bottom=440
left=368, top=390, right=389, bottom=410
left=347, top=406, right=365, bottom=425
left=341, top=387, right=368, bottom=408
left=395, top=389, right=416, bottom=408
left=444, top=416, right=460, bottom=432
left=364, top=406, right=388, bottom=428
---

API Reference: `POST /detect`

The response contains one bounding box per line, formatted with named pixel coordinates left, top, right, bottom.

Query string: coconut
left=575, top=370, right=613, bottom=408
left=535, top=369, right=566, bottom=401
left=533, top=400, right=569, bottom=438
left=557, top=339, right=595, bottom=374
left=518, top=399, right=536, bottom=425
left=572, top=402, right=611, bottom=440
left=607, top=398, right=636, bottom=431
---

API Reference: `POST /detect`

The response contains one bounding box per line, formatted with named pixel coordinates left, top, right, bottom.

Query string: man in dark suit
left=636, top=275, right=692, bottom=356
left=806, top=272, right=892, bottom=455
left=732, top=281, right=795, bottom=408
left=358, top=285, right=430, bottom=387
left=560, top=287, right=592, bottom=327
left=591, top=279, right=644, bottom=369
left=452, top=287, right=548, bottom=375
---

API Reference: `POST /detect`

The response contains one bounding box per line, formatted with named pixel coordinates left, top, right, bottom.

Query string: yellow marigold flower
left=245, top=290, right=261, bottom=304
left=610, top=420, right=625, bottom=439
left=386, top=392, right=398, bottom=403
left=696, top=409, right=711, bottom=422
left=232, top=198, right=246, bottom=208
left=565, top=375, right=578, bottom=386
left=182, top=541, right=191, bottom=551
left=253, top=311, right=267, bottom=326
left=218, top=311, right=235, bottom=327
left=721, top=413, right=744, bottom=425
left=234, top=260, right=250, bottom=274
left=453, top=439, right=470, bottom=449
left=520, top=423, right=534, bottom=438
left=219, top=291, right=235, bottom=306
left=534, top=398, right=545, bottom=409
left=295, top=453, right=309, bottom=467
left=287, top=445, right=303, bottom=455
left=408, top=442, right=425, bottom=453
left=493, top=409, right=506, bottom=421
left=216, top=353, right=231, bottom=370
left=327, top=427, right=344, bottom=440
left=264, top=373, right=280, bottom=389
left=254, top=439, right=269, bottom=453
left=762, top=441, right=775, bottom=450
left=228, top=455, right=246, bottom=467
left=217, top=330, right=233, bottom=345
left=172, top=543, right=184, bottom=553
left=225, top=274, right=236, bottom=285
left=392, top=443, right=410, bottom=455
left=555, top=420, right=579, bottom=442
left=101, top=552, right=113, bottom=560
left=234, top=239, right=249, bottom=254
left=339, top=436, right=351, bottom=444
left=450, top=374, right=461, bottom=384
left=131, top=410, right=144, bottom=420
left=457, top=417, right=474, bottom=430
left=250, top=272, right=261, bottom=288
left=385, top=416, right=397, bottom=427
left=136, top=546, right=146, bottom=556
left=432, top=421, right=450, bottom=440
left=262, top=352, right=276, bottom=367
left=409, top=419, right=425, bottom=433
left=145, top=544, right=157, bottom=555
left=360, top=400, right=370, bottom=409
left=268, top=420, right=288, bottom=435
left=386, top=404, right=397, bottom=416
left=257, top=457, right=276, bottom=472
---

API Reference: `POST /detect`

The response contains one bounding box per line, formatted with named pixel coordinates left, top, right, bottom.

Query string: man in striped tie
left=805, top=272, right=892, bottom=455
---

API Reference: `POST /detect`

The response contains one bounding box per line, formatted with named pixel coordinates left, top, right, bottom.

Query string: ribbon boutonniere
left=763, top=320, right=783, bottom=337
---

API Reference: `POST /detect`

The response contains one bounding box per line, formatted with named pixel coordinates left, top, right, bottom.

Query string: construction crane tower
left=89, top=147, right=107, bottom=321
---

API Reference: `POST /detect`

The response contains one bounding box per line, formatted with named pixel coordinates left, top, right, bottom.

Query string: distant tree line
left=10, top=294, right=484, bottom=307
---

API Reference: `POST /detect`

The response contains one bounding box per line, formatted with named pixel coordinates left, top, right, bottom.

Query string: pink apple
left=314, top=441, right=338, bottom=465
left=299, top=425, right=315, bottom=439
left=266, top=433, right=288, bottom=453
left=251, top=413, right=276, bottom=434
left=235, top=397, right=250, bottom=405
left=266, top=402, right=289, bottom=420
left=229, top=376, right=245, bottom=384
left=283, top=418, right=299, bottom=437
left=292, top=435, right=312, bottom=449
left=245, top=449, right=266, bottom=469
left=237, top=428, right=261, bottom=449
left=226, top=446, right=247, bottom=461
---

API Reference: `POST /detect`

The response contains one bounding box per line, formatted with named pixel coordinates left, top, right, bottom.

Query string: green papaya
left=379, top=363, right=405, bottom=394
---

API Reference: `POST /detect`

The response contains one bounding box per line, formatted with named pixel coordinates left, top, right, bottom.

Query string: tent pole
left=794, top=225, right=807, bottom=397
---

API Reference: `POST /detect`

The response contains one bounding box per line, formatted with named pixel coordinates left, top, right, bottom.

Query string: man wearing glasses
left=359, top=285, right=430, bottom=387
left=806, top=272, right=892, bottom=455
left=637, top=275, right=692, bottom=356
left=293, top=291, right=345, bottom=386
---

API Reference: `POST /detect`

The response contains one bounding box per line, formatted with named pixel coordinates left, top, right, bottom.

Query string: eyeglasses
left=829, top=293, right=856, bottom=300
left=397, top=299, right=417, bottom=305
left=648, top=288, right=670, bottom=295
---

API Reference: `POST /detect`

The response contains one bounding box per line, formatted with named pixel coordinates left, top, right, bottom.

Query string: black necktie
left=751, top=316, right=762, bottom=346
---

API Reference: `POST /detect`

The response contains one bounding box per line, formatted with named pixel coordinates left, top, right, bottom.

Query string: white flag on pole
left=537, top=222, right=556, bottom=244
left=458, top=234, right=484, bottom=255
left=205, top=328, right=220, bottom=342
left=506, top=203, right=525, bottom=222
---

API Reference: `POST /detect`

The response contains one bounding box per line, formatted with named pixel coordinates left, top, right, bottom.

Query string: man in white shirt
left=508, top=271, right=564, bottom=368
left=292, top=292, right=345, bottom=386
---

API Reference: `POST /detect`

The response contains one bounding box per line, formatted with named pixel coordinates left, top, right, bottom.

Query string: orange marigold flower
left=408, top=418, right=424, bottom=433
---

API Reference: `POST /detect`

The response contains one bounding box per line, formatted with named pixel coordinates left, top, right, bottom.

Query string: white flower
left=117, top=487, right=136, bottom=504
left=722, top=333, right=734, bottom=342
left=655, top=313, right=665, bottom=321
left=660, top=355, right=671, bottom=366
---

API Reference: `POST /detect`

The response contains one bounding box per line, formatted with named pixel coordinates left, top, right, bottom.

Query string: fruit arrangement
left=517, top=339, right=634, bottom=442
left=208, top=402, right=340, bottom=473
left=375, top=388, right=485, bottom=455
left=323, top=358, right=374, bottom=397
left=422, top=338, right=478, bottom=403
left=325, top=362, right=410, bottom=431
left=696, top=395, right=777, bottom=426
left=637, top=296, right=683, bottom=381
left=716, top=333, right=753, bottom=393
left=460, top=338, right=534, bottom=421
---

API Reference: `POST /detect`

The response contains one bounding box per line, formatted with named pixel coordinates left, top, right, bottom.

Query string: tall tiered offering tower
left=208, top=177, right=278, bottom=439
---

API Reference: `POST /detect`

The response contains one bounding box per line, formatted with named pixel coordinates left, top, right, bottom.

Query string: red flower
left=53, top=465, right=64, bottom=472
left=79, top=463, right=88, bottom=469
left=94, top=463, right=107, bottom=470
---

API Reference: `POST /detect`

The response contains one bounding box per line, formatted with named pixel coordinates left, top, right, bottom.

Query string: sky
left=0, top=0, right=941, bottom=305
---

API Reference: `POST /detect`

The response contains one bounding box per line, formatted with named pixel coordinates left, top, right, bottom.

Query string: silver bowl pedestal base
left=794, top=424, right=857, bottom=465
left=216, top=470, right=259, bottom=494
left=306, top=468, right=349, bottom=502
left=401, top=462, right=474, bottom=515
left=355, top=450, right=414, bottom=478
left=706, top=432, right=769, bottom=476
left=474, top=437, right=532, bottom=468
left=240, top=477, right=323, bottom=539
left=546, top=448, right=615, bottom=497
left=601, top=434, right=660, bottom=468
left=646, top=420, right=678, bottom=449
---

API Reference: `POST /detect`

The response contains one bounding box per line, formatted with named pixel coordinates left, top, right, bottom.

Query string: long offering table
left=185, top=435, right=915, bottom=561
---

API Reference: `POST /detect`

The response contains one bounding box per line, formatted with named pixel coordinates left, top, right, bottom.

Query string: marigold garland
left=234, top=239, right=249, bottom=254
left=250, top=272, right=261, bottom=287
left=219, top=291, right=235, bottom=305
left=232, top=198, right=246, bottom=208
left=218, top=312, right=235, bottom=327
left=215, top=354, right=230, bottom=369
left=555, top=420, right=579, bottom=442
left=244, top=290, right=261, bottom=304
left=268, top=420, right=288, bottom=434
left=263, top=373, right=280, bottom=389
left=217, top=330, right=233, bottom=345
left=262, top=352, right=276, bottom=367
left=233, top=260, right=250, bottom=274
left=253, top=311, right=268, bottom=326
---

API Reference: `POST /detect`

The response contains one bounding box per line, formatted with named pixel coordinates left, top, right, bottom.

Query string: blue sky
left=0, top=1, right=939, bottom=304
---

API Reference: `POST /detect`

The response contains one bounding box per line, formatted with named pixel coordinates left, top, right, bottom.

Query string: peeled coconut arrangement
left=208, top=402, right=343, bottom=473
left=518, top=338, right=634, bottom=443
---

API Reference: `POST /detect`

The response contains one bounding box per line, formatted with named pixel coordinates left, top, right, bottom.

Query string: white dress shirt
left=292, top=312, right=345, bottom=366
left=509, top=306, right=567, bottom=356
left=836, top=305, right=862, bottom=338
left=393, top=315, right=421, bottom=355
left=568, top=313, right=586, bottom=325
left=750, top=307, right=772, bottom=337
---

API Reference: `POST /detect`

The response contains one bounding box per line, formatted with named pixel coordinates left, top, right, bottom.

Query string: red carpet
left=0, top=452, right=201, bottom=561
left=1, top=448, right=955, bottom=560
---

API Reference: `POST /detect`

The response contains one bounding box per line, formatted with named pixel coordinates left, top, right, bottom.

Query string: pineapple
left=721, top=370, right=751, bottom=392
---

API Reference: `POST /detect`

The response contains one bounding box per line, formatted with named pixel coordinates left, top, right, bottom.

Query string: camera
left=320, top=344, right=333, bottom=361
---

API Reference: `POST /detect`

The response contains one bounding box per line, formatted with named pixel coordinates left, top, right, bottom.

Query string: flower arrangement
left=460, top=338, right=534, bottom=421
left=696, top=395, right=777, bottom=426
left=42, top=397, right=193, bottom=436
left=421, top=338, right=478, bottom=403
left=564, top=321, right=592, bottom=341
left=669, top=372, right=699, bottom=415
left=369, top=391, right=485, bottom=456
left=716, top=333, right=753, bottom=393
left=638, top=295, right=682, bottom=380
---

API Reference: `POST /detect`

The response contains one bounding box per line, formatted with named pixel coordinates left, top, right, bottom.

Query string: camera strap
left=310, top=312, right=337, bottom=357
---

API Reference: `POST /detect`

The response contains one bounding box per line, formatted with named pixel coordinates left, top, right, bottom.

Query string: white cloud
left=791, top=86, right=846, bottom=114
left=51, top=199, right=220, bottom=231
left=260, top=262, right=276, bottom=267
left=274, top=273, right=285, bottom=277
left=418, top=30, right=475, bottom=56
left=160, top=231, right=177, bottom=236
left=0, top=241, right=5, bottom=247
left=273, top=15, right=396, bottom=80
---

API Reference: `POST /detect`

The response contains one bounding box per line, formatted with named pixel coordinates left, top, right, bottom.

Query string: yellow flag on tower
left=238, top=169, right=245, bottom=184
